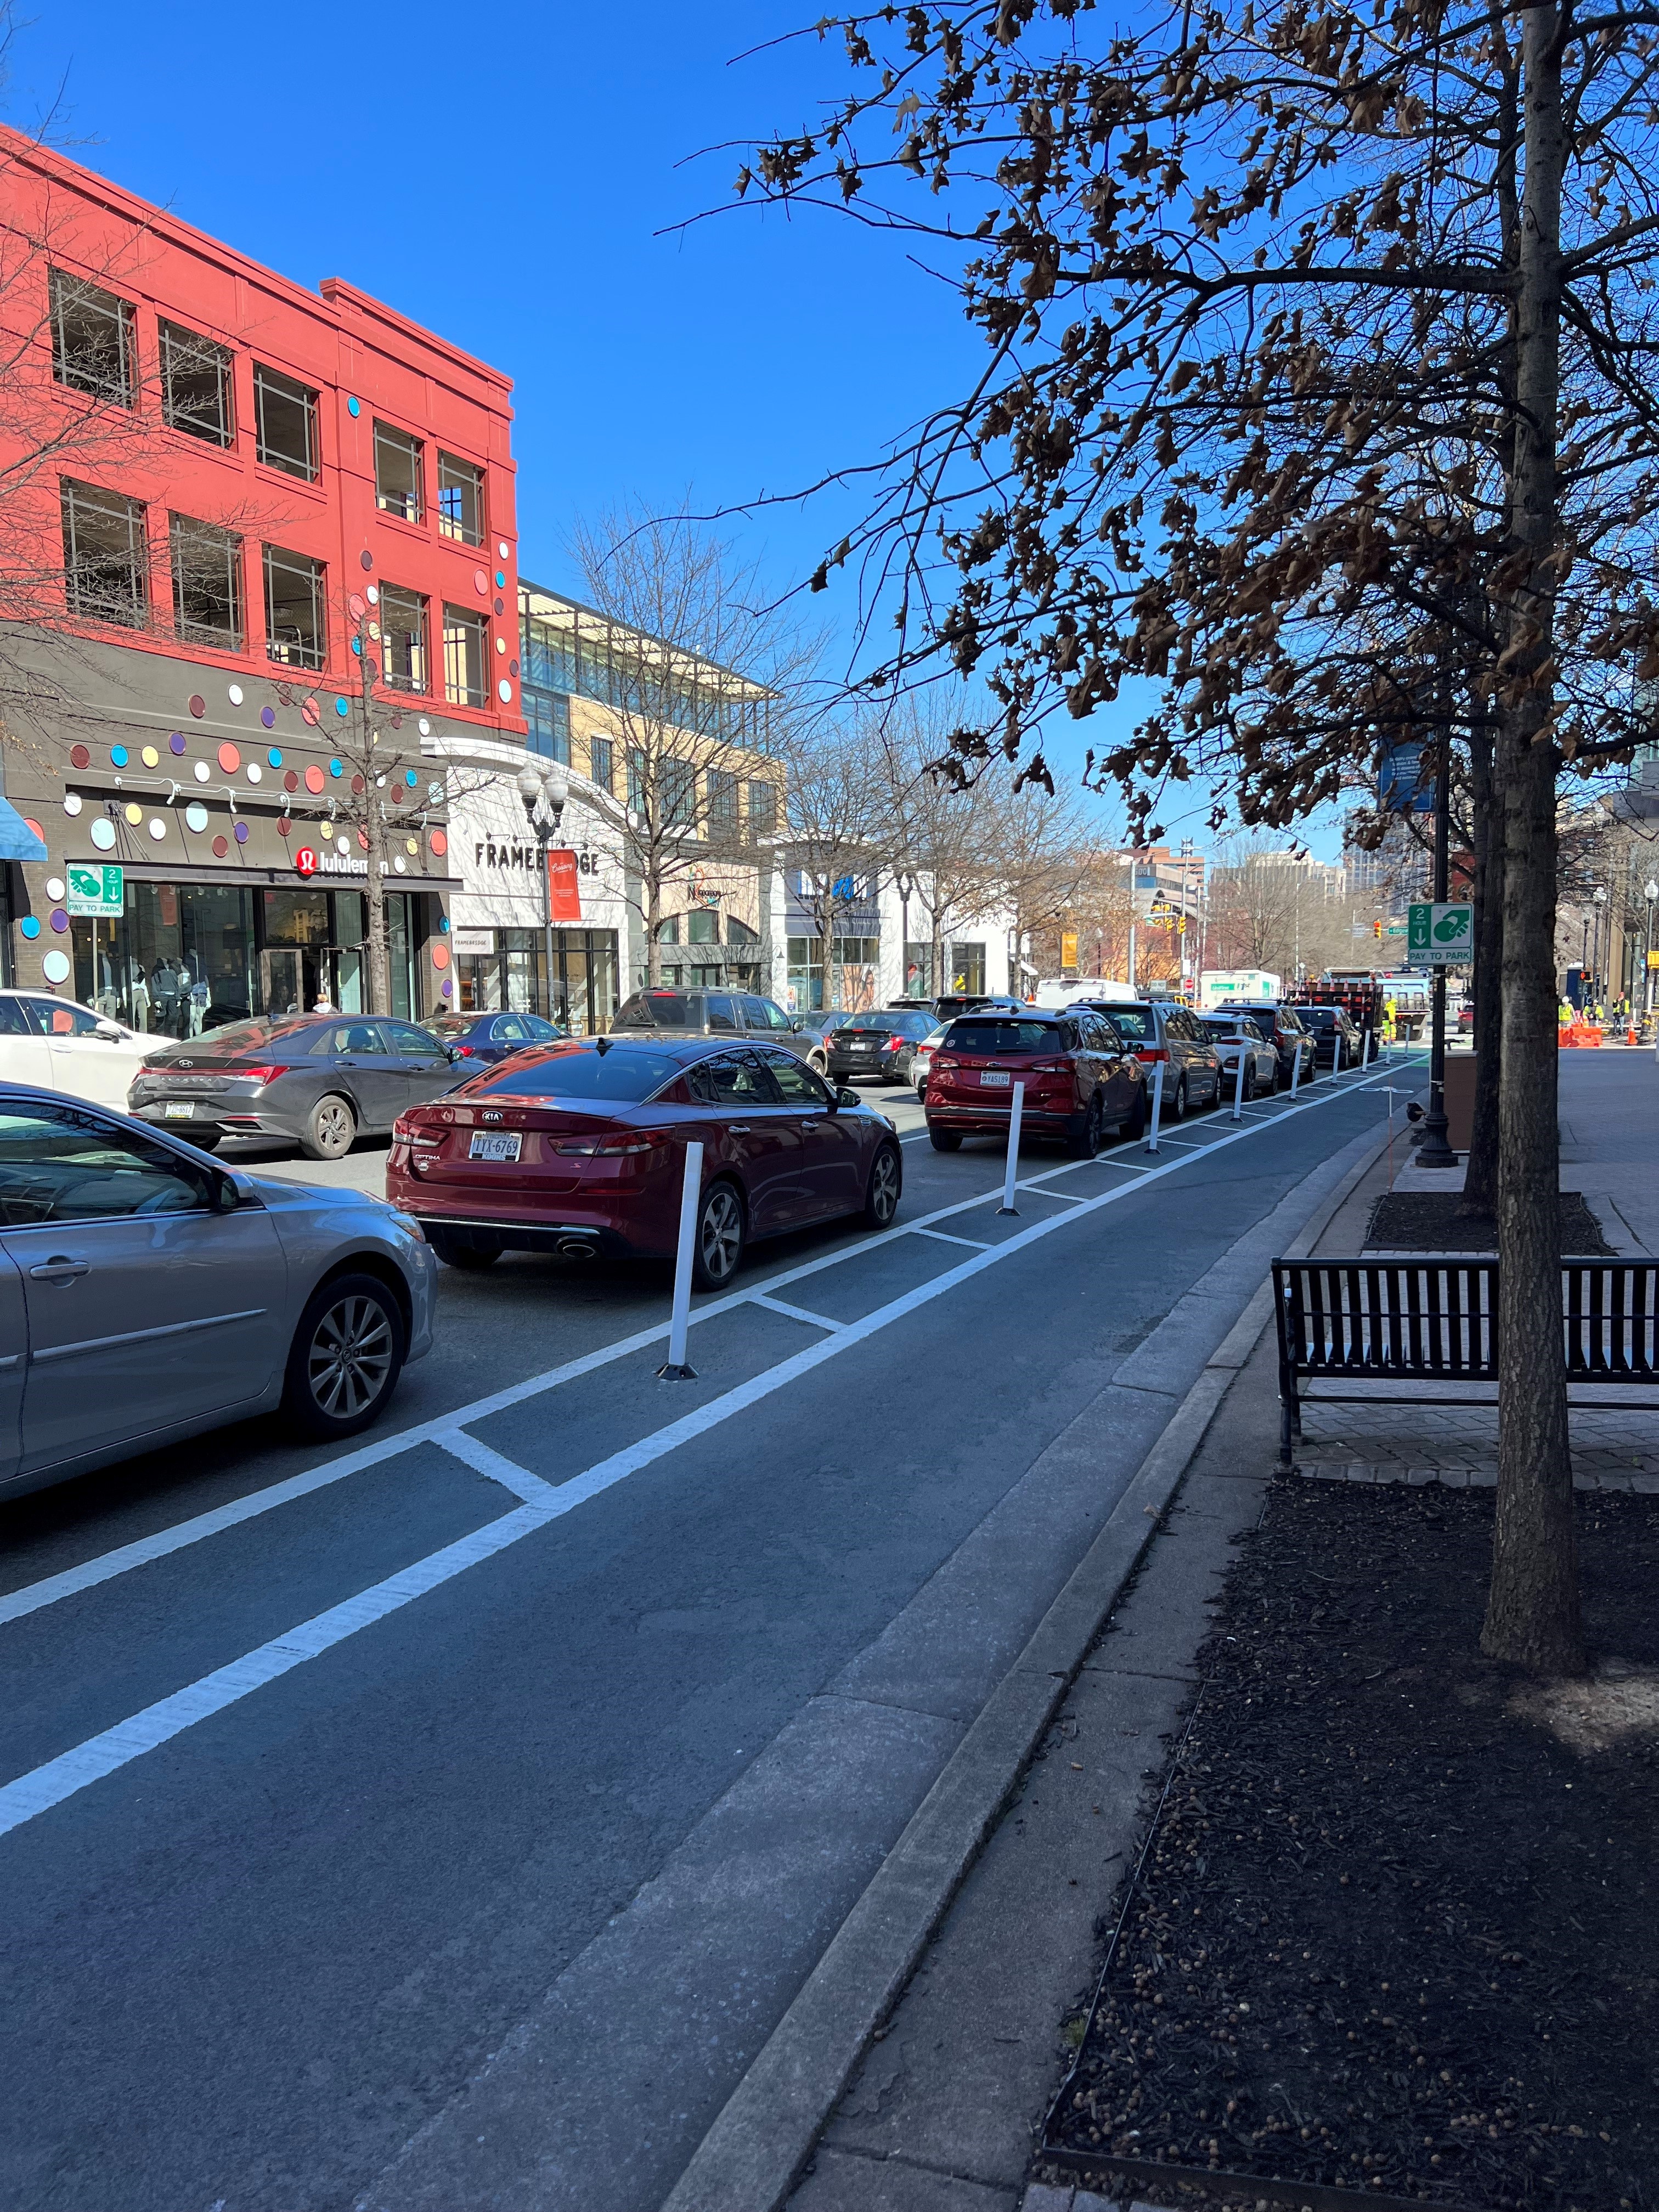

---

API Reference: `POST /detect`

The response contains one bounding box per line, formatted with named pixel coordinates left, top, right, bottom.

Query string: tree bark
left=1481, top=0, right=1584, bottom=1673
left=645, top=871, right=663, bottom=987
left=1461, top=709, right=1503, bottom=1213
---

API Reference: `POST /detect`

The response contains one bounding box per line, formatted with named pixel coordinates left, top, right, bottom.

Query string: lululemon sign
left=295, top=847, right=319, bottom=878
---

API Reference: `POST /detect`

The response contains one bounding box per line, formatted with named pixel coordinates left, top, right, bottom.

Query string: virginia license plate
left=469, top=1132, right=521, bottom=1162
left=978, top=1070, right=1011, bottom=1087
left=163, top=1102, right=195, bottom=1119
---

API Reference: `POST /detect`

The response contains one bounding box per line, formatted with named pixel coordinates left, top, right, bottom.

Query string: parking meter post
left=1231, top=1043, right=1247, bottom=1122
left=1144, top=1059, right=1164, bottom=1154
left=657, top=1139, right=703, bottom=1380
left=996, top=1082, right=1024, bottom=1214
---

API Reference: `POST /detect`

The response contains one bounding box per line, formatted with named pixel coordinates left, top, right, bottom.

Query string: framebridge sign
left=1407, top=901, right=1474, bottom=964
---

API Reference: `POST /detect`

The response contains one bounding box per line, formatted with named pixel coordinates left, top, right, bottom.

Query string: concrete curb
left=660, top=1123, right=1397, bottom=2212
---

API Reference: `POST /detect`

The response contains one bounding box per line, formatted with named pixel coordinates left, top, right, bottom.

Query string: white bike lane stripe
left=0, top=1054, right=1424, bottom=1633
left=0, top=1059, right=1424, bottom=1844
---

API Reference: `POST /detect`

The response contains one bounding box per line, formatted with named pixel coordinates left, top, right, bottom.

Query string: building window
left=443, top=605, right=488, bottom=707
left=949, top=941, right=986, bottom=994
left=708, top=770, right=738, bottom=839
left=524, top=690, right=570, bottom=763
left=628, top=748, right=647, bottom=812
left=255, top=364, right=319, bottom=482
left=263, top=545, right=326, bottom=669
left=748, top=778, right=778, bottom=837
left=686, top=906, right=719, bottom=945
left=662, top=758, right=696, bottom=827
left=588, top=735, right=614, bottom=793
left=170, top=515, right=243, bottom=648
left=438, top=453, right=483, bottom=544
left=374, top=422, right=424, bottom=524
left=61, top=479, right=147, bottom=627
left=379, top=584, right=427, bottom=692
left=50, top=271, right=136, bottom=408
left=159, top=321, right=234, bottom=446
left=654, top=915, right=680, bottom=945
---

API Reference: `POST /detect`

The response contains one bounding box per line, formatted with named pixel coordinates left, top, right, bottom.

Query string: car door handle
left=727, top=1124, right=753, bottom=1134
left=30, top=1256, right=88, bottom=1281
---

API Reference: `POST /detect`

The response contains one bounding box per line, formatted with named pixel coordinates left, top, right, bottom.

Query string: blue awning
left=0, top=795, right=47, bottom=862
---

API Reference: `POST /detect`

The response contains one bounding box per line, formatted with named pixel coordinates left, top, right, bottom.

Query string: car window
left=1278, top=1008, right=1305, bottom=1031
left=943, top=1019, right=1057, bottom=1053
left=473, top=1045, right=681, bottom=1102
left=523, top=1016, right=560, bottom=1041
left=706, top=994, right=739, bottom=1034
left=689, top=1051, right=776, bottom=1107
left=1238, top=1012, right=1275, bottom=1041
left=1109, top=1007, right=1155, bottom=1041
left=1093, top=1016, right=1124, bottom=1051
left=0, top=995, right=42, bottom=1036
left=761, top=1049, right=833, bottom=1107
left=29, top=997, right=101, bottom=1037
left=493, top=1013, right=529, bottom=1044
left=613, top=994, right=657, bottom=1030
left=737, top=995, right=785, bottom=1033
left=325, top=1022, right=384, bottom=1056
left=0, top=1100, right=215, bottom=1226
left=384, top=1021, right=441, bottom=1059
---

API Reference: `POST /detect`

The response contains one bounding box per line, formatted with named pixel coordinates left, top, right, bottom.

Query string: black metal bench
left=1272, top=1255, right=1659, bottom=1463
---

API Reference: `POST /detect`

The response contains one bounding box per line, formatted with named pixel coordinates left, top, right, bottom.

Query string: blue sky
left=9, top=1, right=1345, bottom=859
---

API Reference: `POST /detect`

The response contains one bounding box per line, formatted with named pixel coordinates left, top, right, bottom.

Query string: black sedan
left=827, top=1007, right=940, bottom=1084
left=128, top=1015, right=471, bottom=1160
left=422, top=1009, right=565, bottom=1067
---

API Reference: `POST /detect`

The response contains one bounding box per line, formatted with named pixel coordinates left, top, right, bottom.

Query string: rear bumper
left=926, top=1103, right=1078, bottom=1136
left=132, top=1101, right=294, bottom=1138
left=386, top=1192, right=659, bottom=1261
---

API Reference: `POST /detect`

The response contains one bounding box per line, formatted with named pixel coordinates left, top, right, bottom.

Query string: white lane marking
left=912, top=1228, right=991, bottom=1250
left=0, top=1502, right=555, bottom=1842
left=1014, top=1181, right=1087, bottom=1202
left=0, top=1059, right=1426, bottom=1842
left=432, top=1428, right=556, bottom=1503
left=0, top=1055, right=1422, bottom=1632
left=748, top=1293, right=845, bottom=1333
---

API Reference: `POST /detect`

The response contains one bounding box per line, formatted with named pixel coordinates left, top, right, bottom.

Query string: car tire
left=283, top=1271, right=406, bottom=1440
left=691, top=1179, right=746, bottom=1290
left=182, top=1130, right=223, bottom=1153
left=862, top=1143, right=902, bottom=1229
left=1168, top=1074, right=1188, bottom=1122
left=809, top=1051, right=828, bottom=1077
left=1241, top=1063, right=1256, bottom=1102
left=1120, top=1086, right=1148, bottom=1140
left=928, top=1123, right=963, bottom=1152
left=301, top=1092, right=357, bottom=1161
left=427, top=1231, right=500, bottom=1272
left=1066, top=1092, right=1104, bottom=1159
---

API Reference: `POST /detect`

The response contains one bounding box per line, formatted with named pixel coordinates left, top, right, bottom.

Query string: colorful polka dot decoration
left=124, top=803, right=142, bottom=826
left=194, top=761, right=211, bottom=783
left=186, top=802, right=209, bottom=832
left=111, top=746, right=128, bottom=768
left=70, top=744, right=89, bottom=769
left=262, top=709, right=276, bottom=730
left=335, top=698, right=349, bottom=718
left=19, top=916, right=38, bottom=939
left=90, top=819, right=116, bottom=851
left=301, top=699, right=320, bottom=727
left=277, top=816, right=292, bottom=836
left=304, top=765, right=325, bottom=794
left=330, top=758, right=343, bottom=776
left=234, top=821, right=250, bottom=844
left=431, top=943, right=450, bottom=971
left=62, top=794, right=82, bottom=817
left=405, top=770, right=418, bottom=787
left=49, top=909, right=68, bottom=932
left=360, top=550, right=374, bottom=571
left=429, top=829, right=448, bottom=857
left=170, top=732, right=187, bottom=755
left=227, top=684, right=244, bottom=706
left=268, top=747, right=281, bottom=765
left=141, top=745, right=159, bottom=768
left=495, top=571, right=506, bottom=588
left=42, top=950, right=70, bottom=985
left=347, top=396, right=362, bottom=417
left=473, top=569, right=488, bottom=594
left=212, top=836, right=228, bottom=857
left=189, top=696, right=206, bottom=718
left=349, top=592, right=366, bottom=620
left=24, top=819, right=43, bottom=845
left=218, top=743, right=241, bottom=772
left=441, top=979, right=453, bottom=1000
left=285, top=771, right=300, bottom=792
left=46, top=877, right=64, bottom=901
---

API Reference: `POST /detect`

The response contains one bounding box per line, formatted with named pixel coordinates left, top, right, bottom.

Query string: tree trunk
left=1481, top=0, right=1584, bottom=1674
left=646, top=871, right=663, bottom=988
left=1461, top=710, right=1503, bottom=1213
left=366, top=808, right=391, bottom=1017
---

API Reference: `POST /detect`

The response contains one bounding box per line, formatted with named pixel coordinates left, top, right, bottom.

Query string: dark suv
left=611, top=989, right=832, bottom=1074
left=1232, top=1002, right=1316, bottom=1087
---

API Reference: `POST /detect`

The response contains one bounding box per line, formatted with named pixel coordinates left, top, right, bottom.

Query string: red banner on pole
left=548, top=848, right=583, bottom=922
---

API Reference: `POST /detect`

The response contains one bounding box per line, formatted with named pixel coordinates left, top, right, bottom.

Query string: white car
left=912, top=1021, right=949, bottom=1102
left=0, top=989, right=152, bottom=1111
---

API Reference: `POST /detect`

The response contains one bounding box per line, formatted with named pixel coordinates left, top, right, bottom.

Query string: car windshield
left=469, top=1045, right=682, bottom=1103
left=1298, top=1007, right=1337, bottom=1026
left=1108, top=1007, right=1155, bottom=1041
left=943, top=1019, right=1059, bottom=1054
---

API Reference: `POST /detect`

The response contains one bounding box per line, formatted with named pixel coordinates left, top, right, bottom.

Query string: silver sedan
left=0, top=1084, right=438, bottom=1500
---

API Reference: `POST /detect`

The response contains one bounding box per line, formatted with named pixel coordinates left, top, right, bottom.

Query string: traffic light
left=1373, top=919, right=1384, bottom=939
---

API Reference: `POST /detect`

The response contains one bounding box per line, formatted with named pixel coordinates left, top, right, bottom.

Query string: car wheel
left=1120, top=1085, right=1148, bottom=1139
left=916, top=1083, right=927, bottom=1105
left=928, top=1123, right=963, bottom=1152
left=427, top=1231, right=500, bottom=1271
left=301, top=1092, right=357, bottom=1161
left=1241, top=1063, right=1256, bottom=1102
left=182, top=1130, right=223, bottom=1153
left=1066, top=1092, right=1104, bottom=1159
left=691, top=1180, right=746, bottom=1289
left=862, top=1143, right=902, bottom=1229
left=809, top=1051, right=828, bottom=1076
left=1167, top=1074, right=1188, bottom=1122
left=283, top=1272, right=405, bottom=1440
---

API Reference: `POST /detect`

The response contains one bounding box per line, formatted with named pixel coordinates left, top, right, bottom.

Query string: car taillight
left=556, top=1129, right=669, bottom=1157
left=934, top=1055, right=958, bottom=1070
left=452, top=1043, right=477, bottom=1057
left=1137, top=1046, right=1168, bottom=1062
left=884, top=1036, right=905, bottom=1052
left=236, top=1065, right=291, bottom=1085
left=1028, top=1059, right=1070, bottom=1074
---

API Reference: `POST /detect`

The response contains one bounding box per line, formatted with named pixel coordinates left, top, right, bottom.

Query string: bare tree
left=776, top=719, right=894, bottom=1009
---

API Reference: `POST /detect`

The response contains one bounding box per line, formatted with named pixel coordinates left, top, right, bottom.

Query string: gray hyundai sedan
left=127, top=1015, right=470, bottom=1160
left=0, top=1084, right=438, bottom=1499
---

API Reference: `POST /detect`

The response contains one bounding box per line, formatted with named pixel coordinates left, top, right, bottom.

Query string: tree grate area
left=1363, top=1192, right=1612, bottom=1255
left=1041, top=1481, right=1657, bottom=2210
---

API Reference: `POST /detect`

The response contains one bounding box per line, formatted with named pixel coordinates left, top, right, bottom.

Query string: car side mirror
left=835, top=1086, right=861, bottom=1110
left=94, top=1020, right=125, bottom=1041
left=790, top=1018, right=804, bottom=1032
left=210, top=1172, right=241, bottom=1212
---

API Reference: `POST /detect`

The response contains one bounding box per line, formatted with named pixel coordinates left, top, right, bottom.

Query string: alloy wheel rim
left=308, top=1294, right=394, bottom=1418
left=318, top=1102, right=352, bottom=1153
left=701, top=1189, right=742, bottom=1279
left=872, top=1150, right=899, bottom=1220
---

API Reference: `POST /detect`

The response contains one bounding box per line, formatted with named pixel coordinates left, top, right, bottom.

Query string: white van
left=1035, top=976, right=1137, bottom=1009
left=1199, top=969, right=1283, bottom=1011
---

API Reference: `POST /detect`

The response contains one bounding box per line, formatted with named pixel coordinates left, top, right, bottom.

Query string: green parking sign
left=1407, top=901, right=1473, bottom=963
left=66, top=863, right=124, bottom=917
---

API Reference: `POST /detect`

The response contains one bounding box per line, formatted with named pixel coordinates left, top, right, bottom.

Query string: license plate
left=469, top=1132, right=521, bottom=1162
left=978, top=1070, right=1011, bottom=1087
left=163, top=1102, right=195, bottom=1119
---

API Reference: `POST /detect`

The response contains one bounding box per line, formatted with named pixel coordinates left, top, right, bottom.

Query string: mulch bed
left=1039, top=1481, right=1658, bottom=2210
left=1364, top=1191, right=1612, bottom=1256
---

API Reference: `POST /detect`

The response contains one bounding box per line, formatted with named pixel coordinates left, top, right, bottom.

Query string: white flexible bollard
left=996, top=1081, right=1025, bottom=1215
left=1231, top=1042, right=1248, bottom=1122
left=1288, top=1037, right=1303, bottom=1100
left=1144, top=1059, right=1165, bottom=1154
left=657, top=1138, right=704, bottom=1380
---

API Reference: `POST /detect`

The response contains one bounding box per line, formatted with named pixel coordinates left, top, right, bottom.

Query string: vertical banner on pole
left=1144, top=1060, right=1165, bottom=1154
left=658, top=1139, right=704, bottom=1379
left=996, top=1082, right=1025, bottom=1215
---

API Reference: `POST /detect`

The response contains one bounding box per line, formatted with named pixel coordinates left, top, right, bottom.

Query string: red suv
left=924, top=1008, right=1147, bottom=1156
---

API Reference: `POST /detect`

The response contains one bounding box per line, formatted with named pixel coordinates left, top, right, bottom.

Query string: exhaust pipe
left=558, top=1239, right=596, bottom=1260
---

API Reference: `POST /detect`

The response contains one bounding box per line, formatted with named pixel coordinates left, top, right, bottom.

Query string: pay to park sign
left=65, top=863, right=124, bottom=917
left=1407, top=901, right=1474, bottom=964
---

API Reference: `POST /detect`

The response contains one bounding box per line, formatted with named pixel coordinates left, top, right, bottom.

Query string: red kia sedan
left=924, top=1007, right=1147, bottom=1155
left=386, top=1036, right=903, bottom=1288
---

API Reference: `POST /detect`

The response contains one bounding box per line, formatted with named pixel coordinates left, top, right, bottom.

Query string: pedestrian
left=312, top=989, right=334, bottom=1014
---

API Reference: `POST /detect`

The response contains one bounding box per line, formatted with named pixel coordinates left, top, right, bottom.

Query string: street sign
left=1407, top=901, right=1473, bottom=963
left=65, top=862, right=123, bottom=916
left=1649, top=950, right=1659, bottom=971
left=1386, top=923, right=1405, bottom=937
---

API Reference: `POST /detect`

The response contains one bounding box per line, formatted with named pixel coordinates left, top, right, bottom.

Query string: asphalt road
left=0, top=1051, right=1424, bottom=2212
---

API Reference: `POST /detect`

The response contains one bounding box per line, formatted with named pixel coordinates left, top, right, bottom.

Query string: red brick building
left=0, top=127, right=523, bottom=1026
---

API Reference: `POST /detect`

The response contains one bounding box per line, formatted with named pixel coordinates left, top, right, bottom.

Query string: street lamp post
left=1646, top=879, right=1658, bottom=1021
left=1415, top=738, right=1458, bottom=1169
left=518, top=758, right=569, bottom=1025
left=1593, top=884, right=1608, bottom=1012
